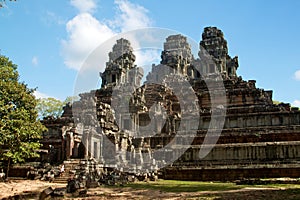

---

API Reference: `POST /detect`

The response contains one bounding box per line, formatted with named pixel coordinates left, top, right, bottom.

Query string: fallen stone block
left=39, top=187, right=53, bottom=200
left=52, top=187, right=66, bottom=197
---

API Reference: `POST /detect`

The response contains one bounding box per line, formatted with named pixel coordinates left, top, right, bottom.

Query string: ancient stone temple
left=199, top=27, right=239, bottom=77
left=41, top=27, right=300, bottom=181
left=100, top=38, right=143, bottom=88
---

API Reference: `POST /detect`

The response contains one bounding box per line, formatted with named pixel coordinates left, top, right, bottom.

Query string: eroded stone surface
left=41, top=27, right=300, bottom=180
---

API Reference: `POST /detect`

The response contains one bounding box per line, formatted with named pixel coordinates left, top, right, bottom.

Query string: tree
left=36, top=97, right=64, bottom=119
left=64, top=96, right=79, bottom=105
left=0, top=56, right=47, bottom=177
left=36, top=96, right=79, bottom=119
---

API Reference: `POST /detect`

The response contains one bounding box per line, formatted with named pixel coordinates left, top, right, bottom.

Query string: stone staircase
left=53, top=159, right=82, bottom=184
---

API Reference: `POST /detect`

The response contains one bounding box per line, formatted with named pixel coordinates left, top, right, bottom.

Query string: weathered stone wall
left=184, top=141, right=300, bottom=163
left=41, top=26, right=300, bottom=181
left=162, top=166, right=300, bottom=181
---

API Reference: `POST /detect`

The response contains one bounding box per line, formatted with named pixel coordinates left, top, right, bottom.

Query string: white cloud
left=292, top=100, right=300, bottom=107
left=33, top=90, right=51, bottom=99
left=32, top=56, right=38, bottom=66
left=43, top=11, right=66, bottom=26
left=134, top=49, right=161, bottom=82
left=135, top=49, right=160, bottom=67
left=294, top=70, right=300, bottom=81
left=112, top=0, right=153, bottom=32
left=70, top=0, right=97, bottom=13
left=62, top=0, right=153, bottom=71
left=61, top=13, right=115, bottom=70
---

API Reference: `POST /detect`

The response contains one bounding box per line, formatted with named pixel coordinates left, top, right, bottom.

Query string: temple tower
left=100, top=38, right=143, bottom=88
left=160, top=34, right=193, bottom=76
left=199, top=27, right=239, bottom=77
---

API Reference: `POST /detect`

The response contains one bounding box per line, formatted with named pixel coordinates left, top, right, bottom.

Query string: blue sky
left=1, top=0, right=300, bottom=106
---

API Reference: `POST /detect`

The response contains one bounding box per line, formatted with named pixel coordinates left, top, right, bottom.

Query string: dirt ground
left=1, top=179, right=300, bottom=200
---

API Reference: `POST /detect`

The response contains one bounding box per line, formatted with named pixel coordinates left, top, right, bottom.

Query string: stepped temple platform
left=42, top=27, right=300, bottom=181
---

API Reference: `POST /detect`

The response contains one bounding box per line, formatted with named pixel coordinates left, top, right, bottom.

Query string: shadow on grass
left=125, top=180, right=244, bottom=193
left=212, top=187, right=300, bottom=200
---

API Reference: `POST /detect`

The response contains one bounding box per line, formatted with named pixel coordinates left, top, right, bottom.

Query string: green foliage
left=36, top=96, right=78, bottom=119
left=36, top=97, right=64, bottom=119
left=64, top=96, right=79, bottom=104
left=0, top=56, right=47, bottom=168
left=273, top=100, right=281, bottom=105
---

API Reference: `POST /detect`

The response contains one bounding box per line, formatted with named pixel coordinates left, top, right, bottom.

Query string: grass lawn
left=125, top=179, right=245, bottom=193
left=121, top=179, right=300, bottom=199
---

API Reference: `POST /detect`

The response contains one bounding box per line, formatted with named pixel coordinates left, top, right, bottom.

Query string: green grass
left=249, top=183, right=300, bottom=189
left=105, top=180, right=300, bottom=199
left=125, top=179, right=245, bottom=193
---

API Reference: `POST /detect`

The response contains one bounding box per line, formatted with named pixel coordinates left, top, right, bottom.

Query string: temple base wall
left=162, top=166, right=300, bottom=181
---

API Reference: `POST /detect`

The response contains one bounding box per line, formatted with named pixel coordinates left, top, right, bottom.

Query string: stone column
left=88, top=132, right=94, bottom=158
left=83, top=129, right=90, bottom=159
left=93, top=139, right=98, bottom=159
left=66, top=131, right=73, bottom=159
left=99, top=135, right=104, bottom=163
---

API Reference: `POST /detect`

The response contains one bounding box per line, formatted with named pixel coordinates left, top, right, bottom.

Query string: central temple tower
left=100, top=38, right=143, bottom=88
left=199, top=27, right=239, bottom=77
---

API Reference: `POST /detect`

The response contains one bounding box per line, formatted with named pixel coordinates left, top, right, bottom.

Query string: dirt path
left=0, top=179, right=65, bottom=199
left=82, top=187, right=288, bottom=200
left=1, top=180, right=300, bottom=200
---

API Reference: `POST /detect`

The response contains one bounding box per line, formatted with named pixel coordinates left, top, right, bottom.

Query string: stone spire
left=108, top=38, right=134, bottom=62
left=160, top=34, right=193, bottom=75
left=199, top=27, right=238, bottom=77
left=100, top=38, right=143, bottom=88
